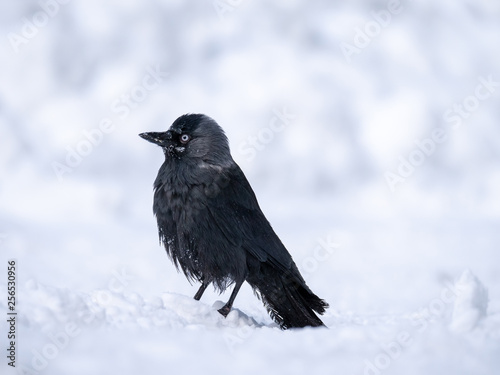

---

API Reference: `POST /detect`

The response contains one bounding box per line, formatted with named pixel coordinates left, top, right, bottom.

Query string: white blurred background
left=1, top=1, right=500, bottom=373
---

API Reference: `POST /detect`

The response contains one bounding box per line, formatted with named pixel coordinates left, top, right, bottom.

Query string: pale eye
left=180, top=134, right=191, bottom=144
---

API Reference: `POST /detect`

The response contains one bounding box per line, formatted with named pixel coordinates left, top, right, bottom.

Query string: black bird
left=139, top=114, right=328, bottom=329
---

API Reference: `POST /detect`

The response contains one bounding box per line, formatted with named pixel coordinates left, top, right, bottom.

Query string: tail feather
left=248, top=265, right=329, bottom=329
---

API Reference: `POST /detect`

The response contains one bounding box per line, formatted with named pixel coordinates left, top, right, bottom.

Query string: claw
left=218, top=305, right=231, bottom=317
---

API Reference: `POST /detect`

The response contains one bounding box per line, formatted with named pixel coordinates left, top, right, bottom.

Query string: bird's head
left=139, top=114, right=232, bottom=166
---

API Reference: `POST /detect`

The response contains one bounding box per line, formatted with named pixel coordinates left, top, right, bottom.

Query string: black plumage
left=139, top=114, right=328, bottom=329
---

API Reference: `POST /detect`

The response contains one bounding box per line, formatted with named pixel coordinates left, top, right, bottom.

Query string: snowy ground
left=1, top=1, right=500, bottom=374
left=7, top=268, right=500, bottom=375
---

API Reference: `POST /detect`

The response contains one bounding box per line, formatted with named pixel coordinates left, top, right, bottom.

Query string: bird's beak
left=139, top=131, right=169, bottom=146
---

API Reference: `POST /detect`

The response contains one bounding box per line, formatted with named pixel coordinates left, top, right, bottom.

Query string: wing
left=202, top=163, right=296, bottom=273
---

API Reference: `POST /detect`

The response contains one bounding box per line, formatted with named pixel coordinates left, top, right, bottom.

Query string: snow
left=5, top=277, right=500, bottom=375
left=450, top=269, right=489, bottom=333
left=1, top=0, right=500, bottom=374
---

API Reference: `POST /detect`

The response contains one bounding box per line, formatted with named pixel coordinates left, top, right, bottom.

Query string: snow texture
left=1, top=0, right=500, bottom=374
left=450, top=269, right=489, bottom=333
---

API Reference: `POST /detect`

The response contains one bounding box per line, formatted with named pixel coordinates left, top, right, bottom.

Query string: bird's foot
left=217, top=305, right=231, bottom=318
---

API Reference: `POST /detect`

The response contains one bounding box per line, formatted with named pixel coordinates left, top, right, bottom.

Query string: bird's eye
left=180, top=134, right=191, bottom=144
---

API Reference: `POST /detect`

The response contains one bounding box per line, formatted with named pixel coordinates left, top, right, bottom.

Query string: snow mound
left=160, top=293, right=262, bottom=329
left=20, top=281, right=262, bottom=333
left=449, top=269, right=489, bottom=333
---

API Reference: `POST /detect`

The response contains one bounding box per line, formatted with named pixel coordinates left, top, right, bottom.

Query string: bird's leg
left=194, top=281, right=210, bottom=301
left=218, top=277, right=245, bottom=317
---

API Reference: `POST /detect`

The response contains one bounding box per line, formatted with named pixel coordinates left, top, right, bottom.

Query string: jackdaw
left=139, top=114, right=328, bottom=329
